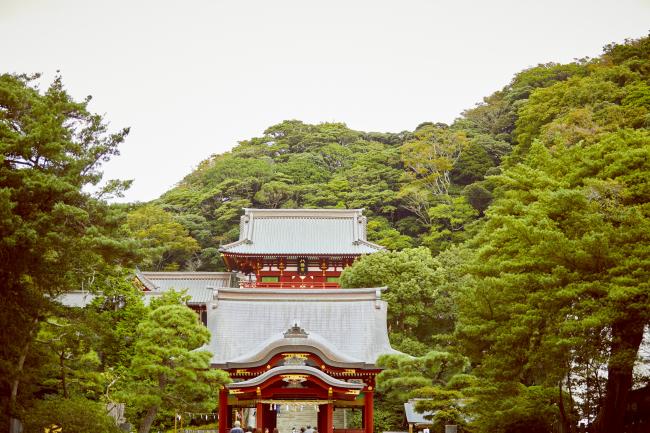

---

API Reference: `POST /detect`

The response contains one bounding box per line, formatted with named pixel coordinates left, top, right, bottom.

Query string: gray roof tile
left=137, top=272, right=233, bottom=304
left=219, top=209, right=384, bottom=255
left=207, top=288, right=399, bottom=366
left=404, top=401, right=434, bottom=425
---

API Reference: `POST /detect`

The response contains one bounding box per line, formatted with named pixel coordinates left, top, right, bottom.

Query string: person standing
left=230, top=421, right=245, bottom=433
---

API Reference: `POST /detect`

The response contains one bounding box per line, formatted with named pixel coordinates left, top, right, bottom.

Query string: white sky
left=2, top=0, right=649, bottom=203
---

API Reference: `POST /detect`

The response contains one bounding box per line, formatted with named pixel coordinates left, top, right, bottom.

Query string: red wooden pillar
left=256, top=402, right=264, bottom=432
left=364, top=391, right=374, bottom=433
left=326, top=402, right=334, bottom=433
left=219, top=388, right=229, bottom=433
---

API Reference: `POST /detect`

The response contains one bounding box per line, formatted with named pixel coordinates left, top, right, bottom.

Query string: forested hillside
left=141, top=61, right=586, bottom=270
left=140, top=38, right=648, bottom=273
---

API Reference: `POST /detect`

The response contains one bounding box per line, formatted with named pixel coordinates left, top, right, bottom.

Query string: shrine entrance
left=218, top=363, right=375, bottom=433
left=221, top=398, right=371, bottom=433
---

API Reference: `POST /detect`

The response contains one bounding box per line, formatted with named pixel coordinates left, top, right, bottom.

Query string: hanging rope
left=260, top=399, right=331, bottom=405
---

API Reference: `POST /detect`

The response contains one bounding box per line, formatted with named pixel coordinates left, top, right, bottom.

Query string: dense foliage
left=455, top=37, right=650, bottom=433
left=22, top=396, right=123, bottom=433
left=340, top=247, right=455, bottom=355
left=150, top=119, right=502, bottom=270
left=119, top=300, right=230, bottom=433
left=0, top=73, right=138, bottom=429
left=342, top=36, right=650, bottom=433
left=0, top=74, right=228, bottom=433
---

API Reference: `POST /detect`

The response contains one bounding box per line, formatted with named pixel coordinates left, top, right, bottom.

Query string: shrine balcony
left=239, top=281, right=340, bottom=289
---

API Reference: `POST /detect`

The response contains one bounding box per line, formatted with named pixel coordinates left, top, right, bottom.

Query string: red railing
left=239, top=281, right=340, bottom=289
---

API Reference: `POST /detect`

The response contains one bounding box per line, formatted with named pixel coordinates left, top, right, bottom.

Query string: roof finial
left=284, top=321, right=309, bottom=338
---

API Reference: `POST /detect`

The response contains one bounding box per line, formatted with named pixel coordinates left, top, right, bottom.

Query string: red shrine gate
left=218, top=339, right=379, bottom=433
left=210, top=209, right=397, bottom=433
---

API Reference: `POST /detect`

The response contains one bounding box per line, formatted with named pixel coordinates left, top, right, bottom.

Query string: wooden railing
left=239, top=281, right=340, bottom=289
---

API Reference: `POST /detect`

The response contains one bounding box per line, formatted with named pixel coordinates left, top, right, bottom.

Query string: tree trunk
left=558, top=382, right=574, bottom=433
left=138, top=406, right=159, bottom=433
left=60, top=350, right=68, bottom=398
left=139, top=372, right=167, bottom=433
left=9, top=317, right=38, bottom=433
left=593, top=321, right=645, bottom=433
left=9, top=317, right=38, bottom=427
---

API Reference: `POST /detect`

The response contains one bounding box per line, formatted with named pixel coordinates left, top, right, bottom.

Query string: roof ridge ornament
left=284, top=322, right=309, bottom=338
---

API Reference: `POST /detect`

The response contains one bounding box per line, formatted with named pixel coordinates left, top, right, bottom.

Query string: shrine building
left=211, top=208, right=398, bottom=433
left=219, top=208, right=384, bottom=288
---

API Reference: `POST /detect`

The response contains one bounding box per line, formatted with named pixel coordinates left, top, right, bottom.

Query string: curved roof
left=227, top=365, right=365, bottom=390
left=207, top=288, right=400, bottom=367
left=219, top=208, right=384, bottom=255
left=226, top=329, right=364, bottom=367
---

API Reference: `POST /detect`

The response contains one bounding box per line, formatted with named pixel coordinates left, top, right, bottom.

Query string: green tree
left=453, top=36, right=650, bottom=432
left=400, top=124, right=468, bottom=196
left=462, top=184, right=493, bottom=215
left=35, top=314, right=104, bottom=400
left=465, top=383, right=560, bottom=433
left=87, top=274, right=148, bottom=371
left=126, top=204, right=200, bottom=271
left=376, top=351, right=472, bottom=433
left=22, top=396, right=122, bottom=433
left=460, top=62, right=585, bottom=144
left=450, top=138, right=494, bottom=185
left=254, top=180, right=294, bottom=208
left=366, top=218, right=413, bottom=250
left=119, top=304, right=230, bottom=433
left=0, top=73, right=136, bottom=428
left=423, top=195, right=478, bottom=255
left=457, top=135, right=649, bottom=431
left=340, top=248, right=453, bottom=354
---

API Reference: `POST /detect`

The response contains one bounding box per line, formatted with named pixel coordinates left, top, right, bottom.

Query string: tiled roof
left=225, top=324, right=364, bottom=367
left=57, top=291, right=97, bottom=308
left=138, top=271, right=233, bottom=290
left=141, top=287, right=215, bottom=306
left=207, top=287, right=400, bottom=366
left=227, top=366, right=366, bottom=390
left=219, top=208, right=384, bottom=255
left=404, top=400, right=434, bottom=425
left=136, top=271, right=233, bottom=305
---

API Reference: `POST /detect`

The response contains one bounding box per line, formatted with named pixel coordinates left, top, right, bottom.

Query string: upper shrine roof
left=207, top=287, right=400, bottom=367
left=219, top=208, right=384, bottom=256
